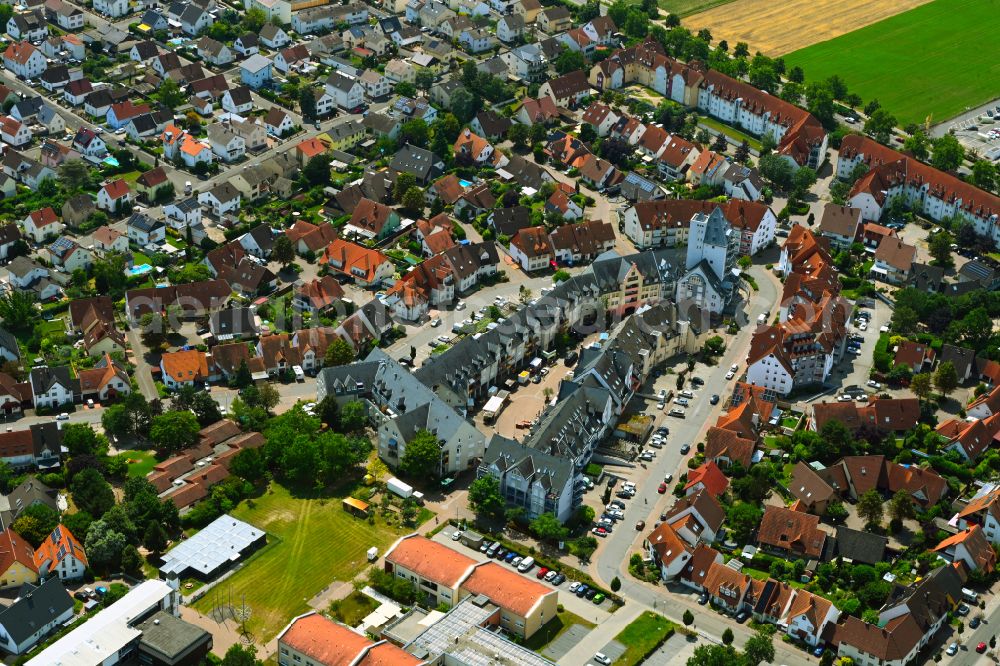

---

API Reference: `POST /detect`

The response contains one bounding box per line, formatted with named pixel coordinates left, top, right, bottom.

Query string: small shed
left=460, top=530, right=484, bottom=550
left=343, top=497, right=370, bottom=517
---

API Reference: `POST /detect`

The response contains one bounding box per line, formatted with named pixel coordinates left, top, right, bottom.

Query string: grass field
left=191, top=483, right=426, bottom=642
left=612, top=611, right=677, bottom=665
left=783, top=0, right=1000, bottom=125
left=123, top=450, right=158, bottom=478
left=658, top=0, right=734, bottom=16
left=683, top=0, right=930, bottom=56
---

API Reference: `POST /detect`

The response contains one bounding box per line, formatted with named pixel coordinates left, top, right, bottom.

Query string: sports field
left=192, top=484, right=423, bottom=642
left=683, top=0, right=930, bottom=56
left=784, top=0, right=1000, bottom=125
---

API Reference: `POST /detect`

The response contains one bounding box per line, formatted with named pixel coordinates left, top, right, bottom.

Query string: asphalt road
left=564, top=265, right=815, bottom=665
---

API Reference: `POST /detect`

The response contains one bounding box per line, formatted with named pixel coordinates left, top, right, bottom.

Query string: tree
left=734, top=140, right=751, bottom=164
left=189, top=390, right=223, bottom=426
left=743, top=630, right=776, bottom=665
left=143, top=520, right=169, bottom=553
left=71, top=468, right=115, bottom=518
left=121, top=544, right=143, bottom=575
left=610, top=576, right=621, bottom=592
left=230, top=447, right=267, bottom=484
left=62, top=511, right=93, bottom=542
left=415, top=68, right=436, bottom=91
left=792, top=166, right=818, bottom=196
left=150, top=411, right=200, bottom=454
left=325, top=338, right=355, bottom=366
left=393, top=172, right=416, bottom=203
left=721, top=628, right=734, bottom=645
left=242, top=382, right=279, bottom=412
left=241, top=6, right=266, bottom=32
left=864, top=109, right=897, bottom=145
left=888, top=490, right=915, bottom=523
left=531, top=512, right=568, bottom=542
left=298, top=86, right=317, bottom=120
left=758, top=154, right=794, bottom=190
left=857, top=489, right=884, bottom=528
left=779, top=81, right=803, bottom=104
left=508, top=123, right=530, bottom=147
left=156, top=77, right=185, bottom=111
left=12, top=504, right=59, bottom=546
left=805, top=82, right=835, bottom=128
left=400, top=119, right=429, bottom=148
left=555, top=48, right=585, bottom=75
left=339, top=400, right=367, bottom=432
left=220, top=644, right=262, bottom=666
left=450, top=87, right=481, bottom=124
left=687, top=644, right=740, bottom=665
left=62, top=424, right=109, bottom=457
left=0, top=291, right=36, bottom=333
left=682, top=609, right=694, bottom=627
left=727, top=502, right=760, bottom=543
left=272, top=234, right=296, bottom=267
left=399, top=429, right=440, bottom=479
left=902, top=130, right=930, bottom=161
left=468, top=475, right=505, bottom=519
left=931, top=134, right=965, bottom=172
left=934, top=360, right=959, bottom=397
left=58, top=159, right=92, bottom=191
left=711, top=132, right=728, bottom=153
left=910, top=372, right=933, bottom=402
left=303, top=154, right=333, bottom=186
left=928, top=231, right=954, bottom=267
left=401, top=186, right=426, bottom=213
left=85, top=519, right=128, bottom=569
left=553, top=269, right=571, bottom=283
left=971, top=160, right=997, bottom=192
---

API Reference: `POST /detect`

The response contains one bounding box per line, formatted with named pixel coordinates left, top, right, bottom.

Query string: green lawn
left=784, top=0, right=1000, bottom=125
left=191, top=483, right=425, bottom=643
left=525, top=609, right=596, bottom=653
left=328, top=590, right=381, bottom=627
left=611, top=611, right=677, bottom=666
left=123, top=450, right=158, bottom=478
left=697, top=116, right=763, bottom=151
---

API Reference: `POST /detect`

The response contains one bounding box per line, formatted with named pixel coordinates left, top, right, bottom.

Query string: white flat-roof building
left=27, top=580, right=177, bottom=666
left=159, top=514, right=266, bottom=580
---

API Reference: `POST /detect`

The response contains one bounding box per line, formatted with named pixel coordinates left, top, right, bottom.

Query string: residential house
left=3, top=42, right=47, bottom=80
left=818, top=204, right=862, bottom=250
left=46, top=237, right=91, bottom=273
left=159, top=349, right=216, bottom=389
left=321, top=239, right=394, bottom=288
left=509, top=226, right=554, bottom=272
left=539, top=70, right=590, bottom=108
left=29, top=366, right=78, bottom=409
left=78, top=354, right=131, bottom=402
left=196, top=37, right=232, bottom=66
left=198, top=182, right=242, bottom=217
left=871, top=237, right=917, bottom=285
left=61, top=194, right=94, bottom=226
left=757, top=504, right=827, bottom=560
left=259, top=24, right=290, bottom=50
left=135, top=167, right=171, bottom=203
left=93, top=0, right=129, bottom=17
left=126, top=213, right=166, bottom=246
left=293, top=276, right=345, bottom=316
left=0, top=116, right=31, bottom=148
left=239, top=54, right=272, bottom=89
left=96, top=179, right=131, bottom=212
left=21, top=207, right=63, bottom=243
left=233, top=33, right=259, bottom=57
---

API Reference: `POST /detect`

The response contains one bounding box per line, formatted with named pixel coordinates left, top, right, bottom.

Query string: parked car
left=451, top=530, right=463, bottom=541
left=664, top=473, right=673, bottom=483
left=517, top=557, right=535, bottom=572
left=636, top=520, right=645, bottom=530
left=592, top=527, right=608, bottom=537
left=512, top=556, right=523, bottom=567
left=593, top=653, right=611, bottom=665
left=669, top=407, right=685, bottom=417
left=970, top=617, right=981, bottom=629
left=575, top=584, right=589, bottom=597
left=978, top=642, right=988, bottom=654
left=735, top=610, right=749, bottom=623
left=657, top=482, right=667, bottom=494
left=544, top=570, right=558, bottom=582
left=680, top=444, right=691, bottom=454
left=698, top=593, right=709, bottom=605
left=430, top=318, right=441, bottom=327
left=592, top=593, right=605, bottom=604
left=569, top=581, right=581, bottom=592
left=710, top=394, right=719, bottom=405
left=946, top=643, right=958, bottom=656
left=536, top=567, right=549, bottom=579
left=552, top=573, right=566, bottom=585
left=505, top=552, right=517, bottom=563
left=585, top=588, right=598, bottom=600
left=867, top=380, right=882, bottom=389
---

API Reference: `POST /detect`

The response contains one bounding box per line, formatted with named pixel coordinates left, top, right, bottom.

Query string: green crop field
left=192, top=483, right=427, bottom=642
left=784, top=0, right=1000, bottom=126
left=658, top=0, right=735, bottom=16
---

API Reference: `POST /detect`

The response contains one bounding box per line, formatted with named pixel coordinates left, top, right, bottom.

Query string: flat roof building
left=159, top=514, right=265, bottom=580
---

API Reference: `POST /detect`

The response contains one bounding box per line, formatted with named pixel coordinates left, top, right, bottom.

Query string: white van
left=517, top=556, right=535, bottom=572
left=293, top=365, right=305, bottom=382
left=962, top=588, right=979, bottom=603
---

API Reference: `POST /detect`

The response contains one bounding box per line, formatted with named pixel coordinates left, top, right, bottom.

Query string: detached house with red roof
left=96, top=179, right=132, bottom=213
left=321, top=239, right=394, bottom=288
left=757, top=505, right=828, bottom=560
left=684, top=461, right=729, bottom=498
left=0, top=115, right=31, bottom=147
left=934, top=525, right=996, bottom=574
left=33, top=525, right=87, bottom=581
left=293, top=275, right=345, bottom=316
left=509, top=226, right=554, bottom=272
left=453, top=128, right=494, bottom=165
left=3, top=41, right=46, bottom=80
left=22, top=207, right=63, bottom=243
left=956, top=484, right=1000, bottom=545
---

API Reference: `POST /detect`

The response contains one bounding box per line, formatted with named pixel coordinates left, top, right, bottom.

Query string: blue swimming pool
left=104, top=156, right=120, bottom=167
left=127, top=263, right=153, bottom=277
left=458, top=179, right=473, bottom=188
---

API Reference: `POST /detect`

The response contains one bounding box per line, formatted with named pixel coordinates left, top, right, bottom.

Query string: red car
left=536, top=567, right=549, bottom=580
left=977, top=643, right=988, bottom=654
left=657, top=482, right=667, bottom=494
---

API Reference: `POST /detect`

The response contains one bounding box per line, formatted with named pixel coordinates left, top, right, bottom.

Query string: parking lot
left=484, top=361, right=569, bottom=440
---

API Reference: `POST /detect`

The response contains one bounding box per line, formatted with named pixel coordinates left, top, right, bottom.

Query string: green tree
left=303, top=154, right=333, bottom=186
left=970, top=160, right=997, bottom=192
left=156, top=77, right=185, bottom=111
left=743, top=630, right=776, bottom=665
left=143, top=520, right=169, bottom=553
left=902, top=130, right=930, bottom=161
left=687, top=644, right=740, bottom=665
left=84, top=519, right=128, bottom=569
left=530, top=512, right=568, bottom=542
left=934, top=360, right=959, bottom=397
left=339, top=400, right=367, bottom=432
left=71, top=468, right=115, bottom=518
left=610, top=576, right=621, bottom=592
left=230, top=447, right=267, bottom=484
left=121, top=544, right=143, bottom=575
left=931, top=134, right=965, bottom=172
left=682, top=609, right=694, bottom=627
left=805, top=82, right=835, bottom=128
left=149, top=411, right=200, bottom=454
left=241, top=6, right=266, bottom=32
left=792, top=166, right=817, bottom=196
left=910, top=372, right=933, bottom=402
left=415, top=68, right=436, bottom=90
left=508, top=123, right=530, bottom=147
left=12, top=503, right=59, bottom=546
left=58, top=159, right=92, bottom=191
left=928, top=230, right=954, bottom=267
left=888, top=490, right=915, bottom=523
left=857, top=489, right=884, bottom=528
left=400, top=119, right=429, bottom=148
left=62, top=424, right=109, bottom=457
left=399, top=429, right=441, bottom=479
left=298, top=86, right=317, bottom=120
left=863, top=108, right=896, bottom=144
left=272, top=234, right=296, bottom=267
left=721, top=628, right=734, bottom=645
left=189, top=391, right=222, bottom=426
left=0, top=290, right=36, bottom=333
left=727, top=502, right=761, bottom=543
left=450, top=87, right=480, bottom=124
left=401, top=186, right=425, bottom=213
left=468, top=475, right=505, bottom=519
left=555, top=48, right=585, bottom=75
left=324, top=337, right=355, bottom=366
left=62, top=511, right=93, bottom=541
left=220, top=644, right=262, bottom=666
left=393, top=171, right=417, bottom=202
left=758, top=153, right=794, bottom=190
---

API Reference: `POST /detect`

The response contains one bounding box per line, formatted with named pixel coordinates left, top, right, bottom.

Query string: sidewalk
left=555, top=604, right=645, bottom=666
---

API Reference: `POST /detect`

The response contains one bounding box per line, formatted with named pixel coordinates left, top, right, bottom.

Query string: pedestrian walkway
left=556, top=604, right=645, bottom=666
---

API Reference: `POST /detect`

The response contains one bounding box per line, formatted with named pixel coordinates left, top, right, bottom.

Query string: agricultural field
left=784, top=0, right=1000, bottom=125
left=658, top=0, right=734, bottom=17
left=682, top=0, right=930, bottom=55
left=191, top=483, right=428, bottom=642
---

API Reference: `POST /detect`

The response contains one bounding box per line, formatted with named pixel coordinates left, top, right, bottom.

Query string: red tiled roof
left=461, top=561, right=553, bottom=616
left=385, top=535, right=475, bottom=589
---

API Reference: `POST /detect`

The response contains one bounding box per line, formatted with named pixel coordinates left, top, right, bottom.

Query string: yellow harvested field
left=682, top=0, right=933, bottom=56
